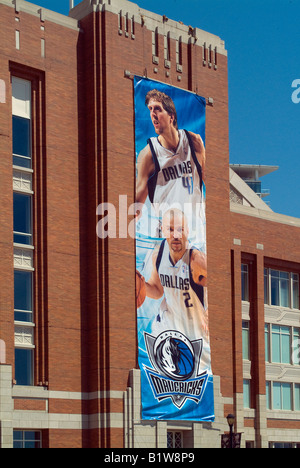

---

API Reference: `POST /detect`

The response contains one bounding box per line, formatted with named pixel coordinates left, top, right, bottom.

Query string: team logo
left=144, top=331, right=208, bottom=409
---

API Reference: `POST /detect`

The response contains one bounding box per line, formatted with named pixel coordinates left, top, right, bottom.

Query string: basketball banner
left=134, top=77, right=214, bottom=421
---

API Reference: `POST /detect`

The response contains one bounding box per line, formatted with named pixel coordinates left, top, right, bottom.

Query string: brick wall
left=77, top=7, right=232, bottom=446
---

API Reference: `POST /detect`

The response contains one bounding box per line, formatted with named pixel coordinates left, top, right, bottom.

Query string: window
left=266, top=381, right=271, bottom=410
left=271, top=270, right=289, bottom=307
left=13, top=192, right=32, bottom=245
left=273, top=382, right=292, bottom=411
left=245, top=441, right=255, bottom=448
left=269, top=442, right=295, bottom=449
left=12, top=76, right=35, bottom=387
left=295, top=384, right=300, bottom=411
left=14, top=270, right=33, bottom=322
left=265, top=324, right=270, bottom=362
left=264, top=268, right=299, bottom=310
left=12, top=77, right=31, bottom=168
left=272, top=325, right=291, bottom=364
left=13, top=115, right=31, bottom=167
left=242, top=321, right=250, bottom=360
left=264, top=268, right=268, bottom=305
left=14, top=269, right=34, bottom=386
left=167, top=431, right=183, bottom=449
left=15, top=349, right=34, bottom=386
left=265, top=324, right=300, bottom=365
left=243, top=379, right=251, bottom=408
left=241, top=264, right=249, bottom=301
left=266, top=381, right=300, bottom=411
left=13, top=431, right=41, bottom=448
left=293, top=328, right=300, bottom=366
left=292, top=273, right=299, bottom=309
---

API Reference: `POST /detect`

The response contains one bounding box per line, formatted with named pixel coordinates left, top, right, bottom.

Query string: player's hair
left=162, top=208, right=189, bottom=239
left=162, top=208, right=188, bottom=227
left=145, top=89, right=178, bottom=130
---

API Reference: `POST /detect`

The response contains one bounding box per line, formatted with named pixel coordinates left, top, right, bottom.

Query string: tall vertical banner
left=135, top=77, right=214, bottom=421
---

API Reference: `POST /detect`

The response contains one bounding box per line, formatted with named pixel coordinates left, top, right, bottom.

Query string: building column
left=231, top=249, right=244, bottom=435
left=156, top=421, right=167, bottom=448
left=0, top=365, right=13, bottom=449
left=252, top=253, right=268, bottom=448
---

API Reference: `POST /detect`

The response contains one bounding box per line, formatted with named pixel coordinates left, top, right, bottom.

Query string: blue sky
left=33, top=0, right=300, bottom=218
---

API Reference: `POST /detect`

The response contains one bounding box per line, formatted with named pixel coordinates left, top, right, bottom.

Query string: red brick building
left=0, top=0, right=299, bottom=449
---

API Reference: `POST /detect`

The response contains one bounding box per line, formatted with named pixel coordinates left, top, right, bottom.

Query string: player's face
left=162, top=215, right=189, bottom=253
left=148, top=99, right=174, bottom=135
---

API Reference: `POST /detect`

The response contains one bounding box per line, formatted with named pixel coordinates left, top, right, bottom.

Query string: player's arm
left=189, top=132, right=206, bottom=182
left=136, top=145, right=155, bottom=207
left=145, top=251, right=164, bottom=300
left=190, top=249, right=207, bottom=287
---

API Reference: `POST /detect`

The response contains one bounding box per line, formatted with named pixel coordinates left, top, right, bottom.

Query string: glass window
left=270, top=442, right=293, bottom=449
left=241, top=264, right=249, bottom=301
left=270, top=269, right=280, bottom=306
left=271, top=325, right=291, bottom=364
left=264, top=268, right=268, bottom=305
left=281, top=328, right=291, bottom=364
left=265, top=324, right=270, bottom=362
left=295, top=384, right=300, bottom=411
left=272, top=326, right=281, bottom=363
left=265, top=269, right=299, bottom=309
left=14, top=270, right=33, bottom=322
left=13, top=192, right=32, bottom=245
left=243, top=380, right=251, bottom=408
left=15, top=348, right=33, bottom=386
left=270, top=270, right=290, bottom=308
left=12, top=115, right=31, bottom=168
left=293, top=328, right=300, bottom=366
left=242, top=321, right=250, bottom=360
left=245, top=441, right=255, bottom=449
left=292, top=273, right=299, bottom=309
left=12, top=77, right=31, bottom=118
left=273, top=382, right=281, bottom=410
left=273, top=382, right=292, bottom=411
left=266, top=381, right=271, bottom=410
left=268, top=382, right=300, bottom=412
left=282, top=383, right=292, bottom=410
left=12, top=77, right=31, bottom=168
left=280, top=272, right=289, bottom=308
left=13, top=430, right=41, bottom=448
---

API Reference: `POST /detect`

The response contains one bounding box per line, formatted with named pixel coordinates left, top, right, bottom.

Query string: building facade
left=0, top=0, right=299, bottom=449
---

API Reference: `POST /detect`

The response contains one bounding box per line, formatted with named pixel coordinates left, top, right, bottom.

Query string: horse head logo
left=157, top=337, right=180, bottom=378
left=154, top=334, right=195, bottom=381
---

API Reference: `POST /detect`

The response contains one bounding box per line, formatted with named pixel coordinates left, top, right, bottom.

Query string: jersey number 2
left=183, top=292, right=193, bottom=308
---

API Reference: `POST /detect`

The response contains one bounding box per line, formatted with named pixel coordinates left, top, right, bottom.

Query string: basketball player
left=136, top=89, right=206, bottom=234
left=139, top=209, right=208, bottom=341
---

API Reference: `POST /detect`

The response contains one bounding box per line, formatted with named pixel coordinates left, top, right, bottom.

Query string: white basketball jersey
left=154, top=239, right=207, bottom=341
left=147, top=129, right=206, bottom=244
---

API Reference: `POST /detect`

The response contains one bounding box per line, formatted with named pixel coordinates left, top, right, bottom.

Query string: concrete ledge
left=230, top=203, right=300, bottom=228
